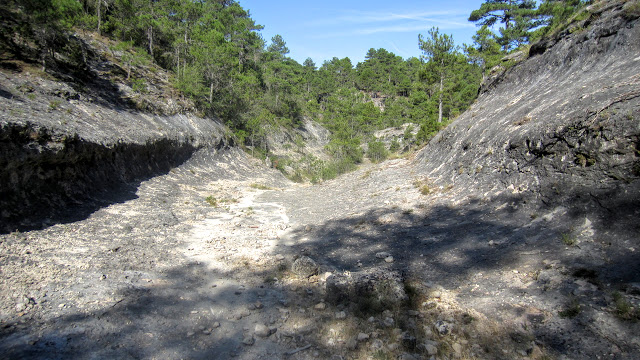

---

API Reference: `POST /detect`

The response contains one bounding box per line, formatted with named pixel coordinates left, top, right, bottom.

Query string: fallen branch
left=285, top=344, right=311, bottom=356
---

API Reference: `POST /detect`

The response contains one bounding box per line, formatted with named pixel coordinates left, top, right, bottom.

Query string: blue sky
left=238, top=0, right=483, bottom=66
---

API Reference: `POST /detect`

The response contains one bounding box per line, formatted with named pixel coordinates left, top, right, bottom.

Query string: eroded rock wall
left=416, top=1, right=640, bottom=214
left=0, top=71, right=226, bottom=232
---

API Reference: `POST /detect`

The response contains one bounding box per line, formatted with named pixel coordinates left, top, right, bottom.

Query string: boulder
left=325, top=267, right=407, bottom=313
left=291, top=256, right=318, bottom=278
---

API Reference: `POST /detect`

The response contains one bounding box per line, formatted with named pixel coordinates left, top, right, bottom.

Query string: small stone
left=212, top=322, right=221, bottom=328
left=385, top=256, right=394, bottom=263
left=407, top=310, right=419, bottom=317
left=314, top=302, right=326, bottom=310
left=247, top=304, right=256, bottom=310
left=254, top=323, right=270, bottom=337
left=387, top=343, right=399, bottom=351
left=357, top=333, right=370, bottom=341
left=368, top=316, right=376, bottom=323
left=335, top=311, right=347, bottom=319
left=376, top=252, right=391, bottom=259
left=347, top=338, right=358, bottom=350
left=275, top=254, right=285, bottom=261
left=435, top=320, right=452, bottom=335
left=370, top=339, right=384, bottom=350
left=292, top=256, right=318, bottom=278
left=187, top=331, right=195, bottom=337
left=242, top=335, right=254, bottom=345
left=425, top=344, right=438, bottom=356
left=203, top=330, right=211, bottom=335
left=254, top=301, right=264, bottom=309
left=383, top=317, right=395, bottom=327
left=257, top=289, right=267, bottom=297
left=453, top=342, right=462, bottom=354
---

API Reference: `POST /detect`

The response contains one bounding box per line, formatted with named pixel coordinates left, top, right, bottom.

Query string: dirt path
left=1, top=150, right=639, bottom=359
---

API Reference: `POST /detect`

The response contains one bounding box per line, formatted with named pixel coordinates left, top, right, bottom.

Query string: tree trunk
left=438, top=72, right=444, bottom=123
left=148, top=26, right=154, bottom=58
left=209, top=82, right=214, bottom=103
left=96, top=0, right=102, bottom=35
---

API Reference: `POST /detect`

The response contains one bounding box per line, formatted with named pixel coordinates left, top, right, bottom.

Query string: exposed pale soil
left=1, top=149, right=639, bottom=359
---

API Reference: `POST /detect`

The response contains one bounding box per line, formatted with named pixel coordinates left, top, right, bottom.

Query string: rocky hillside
left=416, top=0, right=640, bottom=281
left=0, top=34, right=228, bottom=232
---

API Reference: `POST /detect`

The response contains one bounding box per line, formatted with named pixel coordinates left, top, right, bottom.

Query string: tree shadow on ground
left=0, top=262, right=284, bottom=360
left=0, top=127, right=199, bottom=233
left=280, top=188, right=640, bottom=358
left=0, top=186, right=638, bottom=359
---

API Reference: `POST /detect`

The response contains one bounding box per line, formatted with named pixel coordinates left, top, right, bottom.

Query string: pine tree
left=419, top=27, right=456, bottom=123
left=468, top=0, right=541, bottom=50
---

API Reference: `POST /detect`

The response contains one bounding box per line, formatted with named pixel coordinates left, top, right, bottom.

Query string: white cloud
left=305, top=9, right=469, bottom=27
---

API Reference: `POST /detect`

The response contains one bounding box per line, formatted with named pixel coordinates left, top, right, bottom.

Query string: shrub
left=367, top=140, right=388, bottom=163
left=205, top=196, right=217, bottom=207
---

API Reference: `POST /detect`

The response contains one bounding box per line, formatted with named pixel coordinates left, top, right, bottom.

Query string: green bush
left=367, top=140, right=388, bottom=163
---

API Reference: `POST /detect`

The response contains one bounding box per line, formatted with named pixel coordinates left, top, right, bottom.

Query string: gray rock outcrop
left=325, top=267, right=407, bottom=313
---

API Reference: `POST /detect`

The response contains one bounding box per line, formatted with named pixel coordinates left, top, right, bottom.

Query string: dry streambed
left=1, top=150, right=639, bottom=360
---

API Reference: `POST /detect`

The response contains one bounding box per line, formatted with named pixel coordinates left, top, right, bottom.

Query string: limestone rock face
left=0, top=69, right=226, bottom=232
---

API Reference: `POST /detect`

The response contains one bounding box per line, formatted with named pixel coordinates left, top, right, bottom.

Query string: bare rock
left=242, top=335, right=254, bottom=345
left=325, top=267, right=407, bottom=313
left=254, top=323, right=271, bottom=338
left=291, top=256, right=318, bottom=278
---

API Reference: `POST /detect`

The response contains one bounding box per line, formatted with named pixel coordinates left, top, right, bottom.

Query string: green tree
left=419, top=27, right=456, bottom=123
left=267, top=34, right=289, bottom=58
left=466, top=25, right=503, bottom=74
left=468, top=0, right=540, bottom=50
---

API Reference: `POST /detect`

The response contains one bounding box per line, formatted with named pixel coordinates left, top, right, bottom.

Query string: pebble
left=376, top=252, right=391, bottom=259
left=314, top=302, right=326, bottom=310
left=384, top=256, right=394, bottom=263
left=425, top=343, right=438, bottom=356
left=275, top=254, right=285, bottom=261
left=242, top=335, right=254, bottom=345
left=212, top=322, right=220, bottom=328
left=254, top=301, right=264, bottom=309
left=383, top=317, right=395, bottom=327
left=346, top=338, right=357, bottom=350
left=254, top=323, right=270, bottom=337
left=435, top=320, right=452, bottom=335
left=453, top=342, right=462, bottom=354
left=357, top=333, right=370, bottom=341
left=335, top=311, right=347, bottom=319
